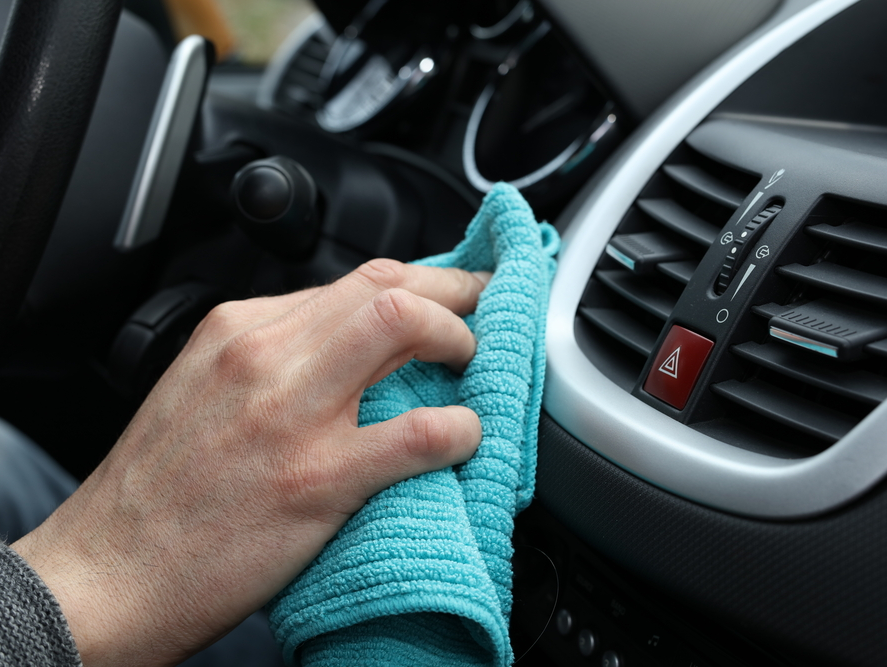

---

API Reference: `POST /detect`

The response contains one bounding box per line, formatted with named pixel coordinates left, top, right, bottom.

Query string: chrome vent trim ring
left=544, top=0, right=867, bottom=519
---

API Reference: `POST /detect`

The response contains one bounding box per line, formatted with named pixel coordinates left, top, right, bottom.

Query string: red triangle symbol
left=658, top=346, right=680, bottom=379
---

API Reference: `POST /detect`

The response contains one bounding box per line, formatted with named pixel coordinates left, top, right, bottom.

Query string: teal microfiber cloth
left=268, top=183, right=559, bottom=666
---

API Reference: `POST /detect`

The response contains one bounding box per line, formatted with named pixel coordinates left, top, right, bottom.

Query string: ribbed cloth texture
left=269, top=183, right=559, bottom=666
left=0, top=544, right=82, bottom=667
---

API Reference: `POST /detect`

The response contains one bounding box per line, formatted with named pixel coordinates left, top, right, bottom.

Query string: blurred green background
left=216, top=0, right=315, bottom=63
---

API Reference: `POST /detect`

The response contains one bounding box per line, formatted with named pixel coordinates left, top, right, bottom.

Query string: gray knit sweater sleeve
left=0, top=544, right=82, bottom=667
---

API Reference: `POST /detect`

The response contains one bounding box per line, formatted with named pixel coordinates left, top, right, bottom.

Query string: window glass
left=165, top=0, right=316, bottom=64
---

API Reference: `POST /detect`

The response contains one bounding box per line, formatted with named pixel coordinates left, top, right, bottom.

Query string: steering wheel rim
left=0, top=0, right=122, bottom=337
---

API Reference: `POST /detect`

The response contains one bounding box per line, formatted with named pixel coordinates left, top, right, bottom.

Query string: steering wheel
left=0, top=0, right=122, bottom=336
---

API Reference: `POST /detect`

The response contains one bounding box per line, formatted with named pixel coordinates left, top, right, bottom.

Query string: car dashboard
left=4, top=0, right=887, bottom=665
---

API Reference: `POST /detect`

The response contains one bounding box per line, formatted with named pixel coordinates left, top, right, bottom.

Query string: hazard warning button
left=643, top=325, right=715, bottom=410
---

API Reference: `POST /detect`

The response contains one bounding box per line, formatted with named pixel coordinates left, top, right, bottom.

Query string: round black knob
left=232, top=156, right=321, bottom=259
left=236, top=166, right=293, bottom=222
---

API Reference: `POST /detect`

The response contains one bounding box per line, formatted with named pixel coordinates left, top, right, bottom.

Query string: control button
left=643, top=325, right=715, bottom=410
left=577, top=628, right=596, bottom=657
left=601, top=650, right=622, bottom=667
left=556, top=608, right=573, bottom=636
left=235, top=166, right=292, bottom=221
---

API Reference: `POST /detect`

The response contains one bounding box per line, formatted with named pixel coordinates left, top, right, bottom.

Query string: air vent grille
left=274, top=28, right=335, bottom=116
left=576, top=146, right=758, bottom=389
left=714, top=197, right=887, bottom=448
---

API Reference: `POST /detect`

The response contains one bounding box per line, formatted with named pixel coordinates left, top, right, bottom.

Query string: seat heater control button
left=577, top=628, right=596, bottom=656
left=601, top=650, right=622, bottom=667
left=643, top=326, right=715, bottom=410
left=556, top=608, right=573, bottom=635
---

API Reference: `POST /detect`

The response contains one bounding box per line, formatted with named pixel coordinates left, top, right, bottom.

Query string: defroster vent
left=576, top=145, right=758, bottom=389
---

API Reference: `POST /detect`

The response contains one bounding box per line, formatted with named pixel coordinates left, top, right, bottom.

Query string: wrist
left=11, top=515, right=148, bottom=666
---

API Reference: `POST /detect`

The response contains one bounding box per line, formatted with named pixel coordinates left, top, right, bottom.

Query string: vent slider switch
left=714, top=205, right=781, bottom=295
left=606, top=232, right=693, bottom=274
left=764, top=298, right=887, bottom=361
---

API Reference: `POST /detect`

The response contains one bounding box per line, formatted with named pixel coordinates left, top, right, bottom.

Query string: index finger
left=286, top=260, right=490, bottom=345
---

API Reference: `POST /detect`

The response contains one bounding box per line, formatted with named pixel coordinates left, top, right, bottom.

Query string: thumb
left=341, top=406, right=482, bottom=501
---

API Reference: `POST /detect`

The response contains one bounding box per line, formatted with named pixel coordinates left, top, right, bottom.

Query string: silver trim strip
left=544, top=0, right=868, bottom=519
left=469, top=0, right=533, bottom=40
left=115, top=36, right=210, bottom=251
left=463, top=87, right=616, bottom=193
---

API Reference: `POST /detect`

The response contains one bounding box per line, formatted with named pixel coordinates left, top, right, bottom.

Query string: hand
left=12, top=259, right=489, bottom=667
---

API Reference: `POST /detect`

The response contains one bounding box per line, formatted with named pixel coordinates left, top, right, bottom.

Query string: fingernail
left=473, top=271, right=493, bottom=286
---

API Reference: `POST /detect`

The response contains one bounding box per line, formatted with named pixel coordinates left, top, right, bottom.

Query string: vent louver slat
left=717, top=197, right=887, bottom=450
left=806, top=220, right=887, bottom=254
left=576, top=145, right=758, bottom=385
left=777, top=262, right=887, bottom=306
left=732, top=341, right=887, bottom=405
left=711, top=379, right=855, bottom=444
left=636, top=198, right=717, bottom=246
left=595, top=270, right=677, bottom=320
left=657, top=260, right=699, bottom=285
left=578, top=306, right=657, bottom=357
left=661, top=164, right=745, bottom=208
left=867, top=340, right=887, bottom=358
left=275, top=28, right=335, bottom=116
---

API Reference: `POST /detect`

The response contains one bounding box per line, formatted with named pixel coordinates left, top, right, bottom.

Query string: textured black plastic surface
left=21, top=11, right=167, bottom=347
left=0, top=0, right=122, bottom=335
left=537, top=412, right=887, bottom=667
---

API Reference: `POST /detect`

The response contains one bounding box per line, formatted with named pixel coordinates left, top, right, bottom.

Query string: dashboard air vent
left=713, top=197, right=887, bottom=449
left=274, top=27, right=335, bottom=116
left=576, top=146, right=758, bottom=389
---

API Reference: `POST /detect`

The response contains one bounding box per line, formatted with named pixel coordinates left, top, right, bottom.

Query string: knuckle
left=354, top=258, right=408, bottom=290
left=200, top=301, right=245, bottom=338
left=214, top=326, right=272, bottom=382
left=403, top=408, right=451, bottom=461
left=369, top=288, right=421, bottom=340
left=275, top=443, right=357, bottom=518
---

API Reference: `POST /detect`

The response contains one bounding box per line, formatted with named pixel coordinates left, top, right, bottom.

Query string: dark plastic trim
left=577, top=306, right=657, bottom=357
left=0, top=0, right=122, bottom=334
left=807, top=220, right=887, bottom=254
left=637, top=198, right=718, bottom=246
left=778, top=262, right=887, bottom=305
left=596, top=270, right=676, bottom=320
left=733, top=341, right=887, bottom=405
left=711, top=378, right=855, bottom=443
left=662, top=164, right=744, bottom=208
